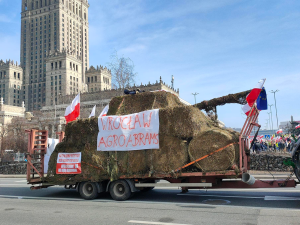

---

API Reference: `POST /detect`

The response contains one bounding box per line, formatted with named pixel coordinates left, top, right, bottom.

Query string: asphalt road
left=1, top=178, right=300, bottom=225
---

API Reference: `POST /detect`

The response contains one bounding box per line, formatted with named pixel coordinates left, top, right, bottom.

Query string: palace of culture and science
left=0, top=0, right=181, bottom=131
left=0, top=0, right=112, bottom=111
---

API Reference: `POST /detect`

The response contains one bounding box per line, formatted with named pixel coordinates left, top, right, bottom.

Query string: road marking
left=177, top=194, right=264, bottom=199
left=128, top=220, right=191, bottom=225
left=15, top=180, right=27, bottom=183
left=0, top=184, right=28, bottom=186
left=0, top=195, right=83, bottom=201
left=264, top=196, right=300, bottom=201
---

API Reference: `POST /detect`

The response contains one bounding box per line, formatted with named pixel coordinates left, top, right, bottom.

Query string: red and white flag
left=64, top=93, right=80, bottom=124
left=242, top=79, right=266, bottom=116
left=296, top=124, right=300, bottom=129
left=276, top=129, right=283, bottom=134
left=88, top=105, right=96, bottom=118
left=99, top=104, right=109, bottom=117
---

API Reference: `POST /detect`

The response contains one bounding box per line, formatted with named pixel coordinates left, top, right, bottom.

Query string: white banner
left=56, top=152, right=82, bottom=174
left=97, top=109, right=159, bottom=151
left=44, top=138, right=59, bottom=174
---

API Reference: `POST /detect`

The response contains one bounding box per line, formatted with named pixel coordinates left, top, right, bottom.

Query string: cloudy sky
left=0, top=0, right=299, bottom=129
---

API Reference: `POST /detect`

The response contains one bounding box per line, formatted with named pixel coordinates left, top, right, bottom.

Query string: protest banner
left=97, top=109, right=159, bottom=151
left=56, top=152, right=81, bottom=174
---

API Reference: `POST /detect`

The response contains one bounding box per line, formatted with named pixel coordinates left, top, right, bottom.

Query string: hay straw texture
left=159, top=106, right=213, bottom=138
left=146, top=135, right=188, bottom=174
left=107, top=91, right=184, bottom=116
left=188, top=129, right=239, bottom=172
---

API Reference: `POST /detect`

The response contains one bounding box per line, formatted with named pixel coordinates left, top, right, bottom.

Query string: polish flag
left=296, top=124, right=300, bottom=129
left=242, top=104, right=252, bottom=116
left=242, top=79, right=266, bottom=115
left=88, top=105, right=96, bottom=118
left=276, top=129, right=283, bottom=134
left=99, top=104, right=109, bottom=117
left=64, top=93, right=80, bottom=124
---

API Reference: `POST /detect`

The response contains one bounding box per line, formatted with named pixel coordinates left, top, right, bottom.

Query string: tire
left=140, top=187, right=154, bottom=192
left=79, top=182, right=98, bottom=200
left=109, top=180, right=131, bottom=201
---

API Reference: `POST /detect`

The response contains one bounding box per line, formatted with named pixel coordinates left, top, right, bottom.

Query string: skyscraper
left=20, top=0, right=89, bottom=110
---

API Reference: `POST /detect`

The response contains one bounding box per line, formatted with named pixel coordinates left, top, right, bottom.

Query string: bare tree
left=0, top=124, right=9, bottom=159
left=108, top=51, right=137, bottom=89
left=2, top=117, right=28, bottom=154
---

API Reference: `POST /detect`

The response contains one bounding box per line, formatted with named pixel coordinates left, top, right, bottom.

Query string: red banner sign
left=56, top=152, right=81, bottom=174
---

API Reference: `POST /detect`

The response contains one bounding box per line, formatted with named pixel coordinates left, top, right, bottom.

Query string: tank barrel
left=242, top=173, right=256, bottom=185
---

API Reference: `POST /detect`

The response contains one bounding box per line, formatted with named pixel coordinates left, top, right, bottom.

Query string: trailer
left=26, top=105, right=297, bottom=201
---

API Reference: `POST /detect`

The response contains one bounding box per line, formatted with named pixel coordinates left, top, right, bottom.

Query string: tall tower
left=21, top=0, right=89, bottom=111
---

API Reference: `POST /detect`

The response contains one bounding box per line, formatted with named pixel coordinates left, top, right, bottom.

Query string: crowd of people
left=250, top=134, right=300, bottom=154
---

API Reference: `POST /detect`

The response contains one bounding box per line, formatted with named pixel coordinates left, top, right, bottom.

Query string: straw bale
left=146, top=135, right=188, bottom=174
left=226, top=129, right=240, bottom=166
left=64, top=118, right=98, bottom=147
left=159, top=106, right=214, bottom=138
left=114, top=150, right=147, bottom=175
left=188, top=129, right=237, bottom=172
left=108, top=91, right=183, bottom=116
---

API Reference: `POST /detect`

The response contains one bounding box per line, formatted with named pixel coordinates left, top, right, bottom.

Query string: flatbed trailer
left=26, top=105, right=297, bottom=201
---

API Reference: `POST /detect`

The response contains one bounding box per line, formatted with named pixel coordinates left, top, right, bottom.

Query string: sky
left=0, top=0, right=300, bottom=129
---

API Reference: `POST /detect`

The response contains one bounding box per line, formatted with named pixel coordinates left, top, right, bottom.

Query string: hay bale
left=65, top=118, right=98, bottom=147
left=108, top=91, right=183, bottom=116
left=159, top=106, right=214, bottom=139
left=146, top=135, right=188, bottom=174
left=115, top=150, right=147, bottom=175
left=188, top=129, right=238, bottom=172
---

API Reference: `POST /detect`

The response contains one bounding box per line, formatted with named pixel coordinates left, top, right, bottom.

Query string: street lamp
left=265, top=119, right=269, bottom=130
left=192, top=92, right=199, bottom=105
left=270, top=90, right=279, bottom=129
left=268, top=104, right=274, bottom=131
left=267, top=112, right=272, bottom=130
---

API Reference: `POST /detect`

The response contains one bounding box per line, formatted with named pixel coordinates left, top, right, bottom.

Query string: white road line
left=177, top=194, right=264, bottom=199
left=15, top=180, right=27, bottom=183
left=0, top=195, right=83, bottom=201
left=0, top=184, right=28, bottom=186
left=128, top=220, right=191, bottom=225
left=264, top=196, right=300, bottom=201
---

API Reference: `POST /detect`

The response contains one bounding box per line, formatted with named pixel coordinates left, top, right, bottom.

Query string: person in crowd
left=269, top=141, right=273, bottom=152
left=275, top=142, right=279, bottom=152
left=255, top=141, right=261, bottom=154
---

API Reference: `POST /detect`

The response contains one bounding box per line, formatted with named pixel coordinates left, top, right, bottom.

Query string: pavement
left=0, top=174, right=27, bottom=178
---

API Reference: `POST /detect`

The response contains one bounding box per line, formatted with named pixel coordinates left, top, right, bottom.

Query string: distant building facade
left=45, top=50, right=86, bottom=106
left=85, top=66, right=112, bottom=92
left=0, top=60, right=24, bottom=107
left=0, top=1, right=192, bottom=138
left=0, top=99, right=26, bottom=125
left=20, top=0, right=90, bottom=111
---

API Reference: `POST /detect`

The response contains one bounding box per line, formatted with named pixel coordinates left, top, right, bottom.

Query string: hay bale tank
left=27, top=91, right=295, bottom=201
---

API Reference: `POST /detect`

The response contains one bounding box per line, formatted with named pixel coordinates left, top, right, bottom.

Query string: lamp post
left=192, top=92, right=199, bottom=105
left=265, top=119, right=269, bottom=130
left=270, top=90, right=279, bottom=129
left=268, top=104, right=274, bottom=131
left=267, top=112, right=272, bottom=130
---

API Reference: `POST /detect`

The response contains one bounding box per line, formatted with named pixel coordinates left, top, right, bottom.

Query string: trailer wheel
left=109, top=180, right=131, bottom=201
left=79, top=182, right=98, bottom=200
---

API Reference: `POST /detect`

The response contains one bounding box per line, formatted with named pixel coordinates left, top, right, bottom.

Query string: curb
left=0, top=175, right=27, bottom=178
